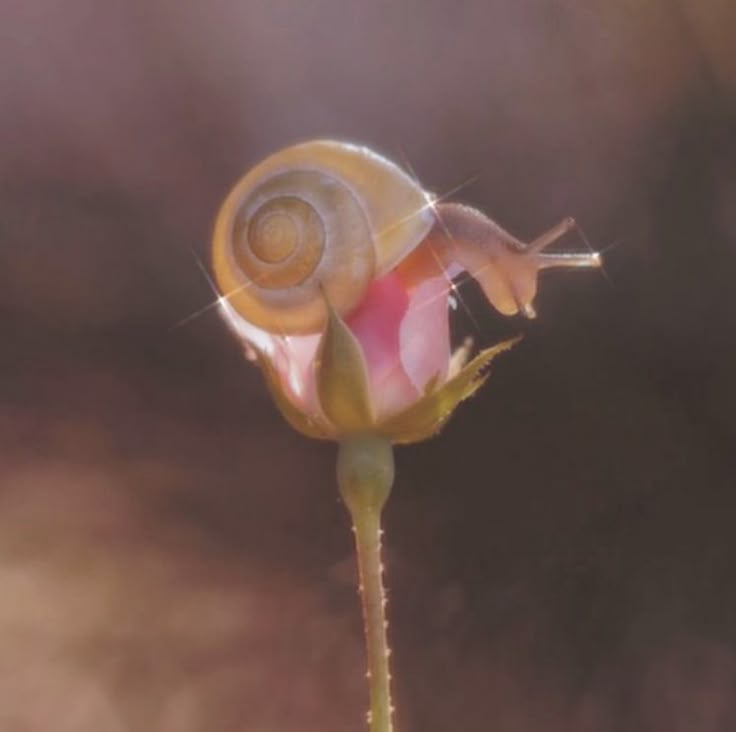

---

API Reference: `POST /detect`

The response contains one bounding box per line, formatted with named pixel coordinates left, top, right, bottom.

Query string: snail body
left=212, top=140, right=434, bottom=334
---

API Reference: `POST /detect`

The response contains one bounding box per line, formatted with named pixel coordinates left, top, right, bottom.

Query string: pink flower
left=219, top=204, right=599, bottom=443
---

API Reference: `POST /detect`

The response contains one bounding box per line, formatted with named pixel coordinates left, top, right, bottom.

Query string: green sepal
left=314, top=301, right=375, bottom=433
left=255, top=350, right=337, bottom=441
left=378, top=336, right=521, bottom=444
left=423, top=372, right=441, bottom=396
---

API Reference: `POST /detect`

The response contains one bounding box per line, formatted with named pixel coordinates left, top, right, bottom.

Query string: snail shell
left=212, top=140, right=435, bottom=334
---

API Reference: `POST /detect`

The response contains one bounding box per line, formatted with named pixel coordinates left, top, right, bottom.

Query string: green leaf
left=314, top=301, right=375, bottom=433
left=378, top=336, right=521, bottom=444
left=255, top=351, right=336, bottom=441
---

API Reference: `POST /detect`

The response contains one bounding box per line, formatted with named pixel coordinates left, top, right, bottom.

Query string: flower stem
left=337, top=435, right=395, bottom=732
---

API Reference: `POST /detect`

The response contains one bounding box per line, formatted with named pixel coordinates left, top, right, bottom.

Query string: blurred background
left=1, top=1, right=736, bottom=730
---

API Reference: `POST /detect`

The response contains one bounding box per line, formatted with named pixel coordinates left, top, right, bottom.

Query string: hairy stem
left=337, top=435, right=395, bottom=732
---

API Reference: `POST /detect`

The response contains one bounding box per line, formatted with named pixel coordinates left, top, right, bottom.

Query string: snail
left=212, top=139, right=600, bottom=334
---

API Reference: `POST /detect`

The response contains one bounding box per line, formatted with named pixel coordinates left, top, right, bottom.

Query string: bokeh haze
left=1, top=1, right=736, bottom=730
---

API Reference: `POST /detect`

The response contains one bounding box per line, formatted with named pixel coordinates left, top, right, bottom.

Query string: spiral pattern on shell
left=212, top=140, right=436, bottom=335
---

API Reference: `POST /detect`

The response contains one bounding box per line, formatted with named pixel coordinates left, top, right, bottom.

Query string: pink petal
left=399, top=275, right=452, bottom=391
left=219, top=298, right=322, bottom=415
left=280, top=333, right=321, bottom=414
left=346, top=274, right=421, bottom=419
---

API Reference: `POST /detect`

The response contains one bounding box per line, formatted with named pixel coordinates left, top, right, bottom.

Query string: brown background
left=1, top=1, right=736, bottom=730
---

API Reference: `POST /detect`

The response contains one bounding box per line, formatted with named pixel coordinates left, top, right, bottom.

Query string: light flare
left=391, top=149, right=483, bottom=333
